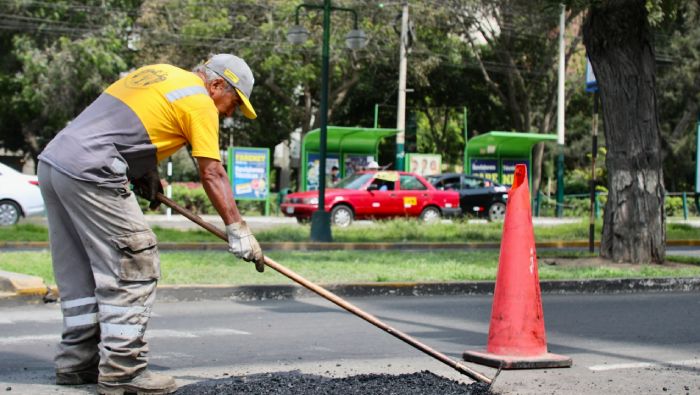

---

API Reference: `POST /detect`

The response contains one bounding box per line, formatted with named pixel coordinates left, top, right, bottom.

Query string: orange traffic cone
left=463, top=164, right=572, bottom=369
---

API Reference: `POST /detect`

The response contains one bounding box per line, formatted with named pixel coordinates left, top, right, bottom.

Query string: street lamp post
left=288, top=0, right=366, bottom=242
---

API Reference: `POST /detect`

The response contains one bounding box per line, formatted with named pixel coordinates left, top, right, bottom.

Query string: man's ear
left=212, top=78, right=228, bottom=92
left=206, top=79, right=227, bottom=98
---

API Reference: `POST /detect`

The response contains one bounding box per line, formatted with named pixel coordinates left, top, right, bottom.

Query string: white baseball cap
left=204, top=54, right=257, bottom=119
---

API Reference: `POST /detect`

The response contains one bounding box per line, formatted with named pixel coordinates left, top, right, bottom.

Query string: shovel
left=156, top=192, right=496, bottom=384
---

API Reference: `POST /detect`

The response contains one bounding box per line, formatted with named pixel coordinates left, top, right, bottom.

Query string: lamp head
left=345, top=29, right=367, bottom=50
left=287, top=25, right=310, bottom=45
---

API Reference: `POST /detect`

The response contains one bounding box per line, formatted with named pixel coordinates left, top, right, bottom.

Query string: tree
left=135, top=0, right=384, bottom=186
left=336, top=3, right=508, bottom=168
left=409, top=10, right=507, bottom=166
left=0, top=0, right=139, bottom=164
left=656, top=2, right=700, bottom=192
left=582, top=0, right=665, bottom=264
left=134, top=0, right=292, bottom=151
left=446, top=0, right=585, bottom=193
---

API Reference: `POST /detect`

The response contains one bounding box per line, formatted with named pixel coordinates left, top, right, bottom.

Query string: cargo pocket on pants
left=112, top=230, right=160, bottom=281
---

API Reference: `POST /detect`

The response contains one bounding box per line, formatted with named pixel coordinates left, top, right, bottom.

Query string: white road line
left=0, top=312, right=160, bottom=325
left=197, top=328, right=250, bottom=336
left=0, top=328, right=249, bottom=345
left=589, top=359, right=700, bottom=372
left=0, top=334, right=58, bottom=345
left=0, top=310, right=61, bottom=324
left=148, top=328, right=250, bottom=338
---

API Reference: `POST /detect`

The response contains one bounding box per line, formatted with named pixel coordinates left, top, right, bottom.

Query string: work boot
left=97, top=370, right=177, bottom=395
left=55, top=359, right=99, bottom=385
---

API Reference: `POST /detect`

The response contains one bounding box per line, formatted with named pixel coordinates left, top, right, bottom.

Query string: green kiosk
left=465, top=131, right=557, bottom=187
left=301, top=126, right=399, bottom=191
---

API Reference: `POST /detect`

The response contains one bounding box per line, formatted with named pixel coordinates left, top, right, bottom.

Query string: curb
left=0, top=270, right=56, bottom=306
left=0, top=269, right=51, bottom=295
left=3, top=277, right=699, bottom=306
left=155, top=277, right=700, bottom=302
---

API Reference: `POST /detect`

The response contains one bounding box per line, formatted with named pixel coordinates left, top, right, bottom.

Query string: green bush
left=171, top=183, right=214, bottom=214
left=535, top=192, right=696, bottom=219
left=665, top=195, right=698, bottom=217
left=563, top=168, right=590, bottom=195
left=666, top=196, right=683, bottom=217
left=535, top=191, right=608, bottom=218
left=136, top=183, right=280, bottom=216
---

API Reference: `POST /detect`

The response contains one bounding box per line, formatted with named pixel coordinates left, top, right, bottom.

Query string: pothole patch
left=174, top=370, right=494, bottom=395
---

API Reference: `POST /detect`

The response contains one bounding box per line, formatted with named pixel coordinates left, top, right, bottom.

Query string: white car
left=0, top=162, right=45, bottom=225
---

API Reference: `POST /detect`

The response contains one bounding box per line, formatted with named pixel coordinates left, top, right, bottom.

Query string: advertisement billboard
left=501, top=159, right=530, bottom=186
left=407, top=153, right=441, bottom=177
left=470, top=159, right=499, bottom=182
left=306, top=153, right=340, bottom=191
left=343, top=154, right=374, bottom=177
left=229, top=147, right=270, bottom=200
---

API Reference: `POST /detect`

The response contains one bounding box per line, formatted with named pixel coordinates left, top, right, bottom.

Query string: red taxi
left=280, top=171, right=461, bottom=227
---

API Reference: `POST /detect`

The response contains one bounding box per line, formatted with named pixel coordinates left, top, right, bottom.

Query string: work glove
left=226, top=221, right=265, bottom=272
left=132, top=169, right=164, bottom=210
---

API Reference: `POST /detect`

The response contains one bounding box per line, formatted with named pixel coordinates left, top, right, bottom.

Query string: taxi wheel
left=331, top=205, right=354, bottom=227
left=420, top=206, right=441, bottom=224
left=488, top=202, right=506, bottom=222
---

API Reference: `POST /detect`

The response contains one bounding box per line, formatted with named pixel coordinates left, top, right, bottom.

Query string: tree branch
left=328, top=66, right=360, bottom=121
left=264, top=71, right=295, bottom=106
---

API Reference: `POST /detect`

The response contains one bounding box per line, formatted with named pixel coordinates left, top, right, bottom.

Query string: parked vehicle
left=280, top=171, right=461, bottom=227
left=0, top=162, right=44, bottom=225
left=426, top=173, right=508, bottom=221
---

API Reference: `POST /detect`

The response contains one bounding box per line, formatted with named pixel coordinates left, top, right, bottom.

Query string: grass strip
left=3, top=250, right=700, bottom=287
left=3, top=219, right=700, bottom=243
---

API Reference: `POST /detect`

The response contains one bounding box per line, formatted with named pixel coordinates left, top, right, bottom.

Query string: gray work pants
left=38, top=162, right=160, bottom=380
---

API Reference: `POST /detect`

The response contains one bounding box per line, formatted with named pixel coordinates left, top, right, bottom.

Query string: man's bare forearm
left=198, top=157, right=242, bottom=225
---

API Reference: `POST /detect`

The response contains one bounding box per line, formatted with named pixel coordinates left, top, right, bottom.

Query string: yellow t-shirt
left=105, top=64, right=221, bottom=161
left=39, top=64, right=221, bottom=187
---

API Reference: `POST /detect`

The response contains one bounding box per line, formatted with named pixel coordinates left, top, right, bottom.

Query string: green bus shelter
left=302, top=126, right=398, bottom=191
left=465, top=131, right=557, bottom=187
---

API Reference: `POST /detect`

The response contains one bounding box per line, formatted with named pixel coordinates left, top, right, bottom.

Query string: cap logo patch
left=224, top=69, right=240, bottom=83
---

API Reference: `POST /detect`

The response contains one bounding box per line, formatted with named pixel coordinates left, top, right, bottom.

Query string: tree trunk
left=583, top=0, right=665, bottom=264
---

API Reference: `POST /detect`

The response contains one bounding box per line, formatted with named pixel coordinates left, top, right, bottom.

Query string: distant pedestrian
left=330, top=165, right=340, bottom=183
left=366, top=160, right=380, bottom=171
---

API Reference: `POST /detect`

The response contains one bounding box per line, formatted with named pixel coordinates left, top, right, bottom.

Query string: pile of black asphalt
left=175, top=370, right=494, bottom=395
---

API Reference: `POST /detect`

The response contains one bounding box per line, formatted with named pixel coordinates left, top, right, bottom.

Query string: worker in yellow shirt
left=37, top=54, right=262, bottom=394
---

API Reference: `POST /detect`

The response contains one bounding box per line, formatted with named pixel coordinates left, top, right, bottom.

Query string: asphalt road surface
left=1, top=292, right=699, bottom=394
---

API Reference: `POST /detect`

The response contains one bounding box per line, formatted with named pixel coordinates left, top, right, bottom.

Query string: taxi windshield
left=333, top=173, right=374, bottom=190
